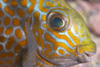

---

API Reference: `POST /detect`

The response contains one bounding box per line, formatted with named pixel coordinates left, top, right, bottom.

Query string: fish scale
left=0, top=0, right=96, bottom=67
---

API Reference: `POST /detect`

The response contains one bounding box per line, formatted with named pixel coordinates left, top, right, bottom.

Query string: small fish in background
left=0, top=0, right=96, bottom=67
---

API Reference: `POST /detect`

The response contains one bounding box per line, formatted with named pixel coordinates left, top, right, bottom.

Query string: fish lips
left=77, top=51, right=96, bottom=63
left=38, top=49, right=96, bottom=66
left=38, top=51, right=80, bottom=66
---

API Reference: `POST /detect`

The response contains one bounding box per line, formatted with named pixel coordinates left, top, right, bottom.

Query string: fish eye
left=51, top=17, right=64, bottom=28
left=47, top=13, right=69, bottom=31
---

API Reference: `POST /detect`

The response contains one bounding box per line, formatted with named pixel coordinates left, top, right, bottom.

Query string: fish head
left=32, top=1, right=96, bottom=66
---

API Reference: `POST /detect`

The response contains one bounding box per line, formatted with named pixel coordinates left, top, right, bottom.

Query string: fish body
left=0, top=0, right=34, bottom=67
left=0, top=0, right=96, bottom=67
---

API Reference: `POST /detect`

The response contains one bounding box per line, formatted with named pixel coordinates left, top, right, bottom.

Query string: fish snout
left=77, top=51, right=96, bottom=63
left=76, top=41, right=96, bottom=63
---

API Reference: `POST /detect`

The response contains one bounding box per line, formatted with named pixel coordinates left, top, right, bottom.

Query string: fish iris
left=51, top=17, right=63, bottom=27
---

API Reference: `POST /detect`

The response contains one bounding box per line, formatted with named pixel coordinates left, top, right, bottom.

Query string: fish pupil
left=51, top=17, right=63, bottom=27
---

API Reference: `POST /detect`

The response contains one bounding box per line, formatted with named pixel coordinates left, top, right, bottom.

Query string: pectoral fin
left=23, top=22, right=37, bottom=67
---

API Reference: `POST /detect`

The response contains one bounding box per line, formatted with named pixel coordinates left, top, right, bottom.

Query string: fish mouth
left=78, top=51, right=95, bottom=63
left=38, top=51, right=79, bottom=66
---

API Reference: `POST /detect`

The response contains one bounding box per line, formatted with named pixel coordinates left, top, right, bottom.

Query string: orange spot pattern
left=6, top=37, right=15, bottom=50
left=4, top=6, right=15, bottom=16
left=10, top=0, right=17, bottom=7
left=45, top=1, right=56, bottom=7
left=0, top=44, right=3, bottom=51
left=18, top=40, right=27, bottom=47
left=15, top=54, right=21, bottom=64
left=28, top=0, right=36, bottom=14
left=14, top=44, right=21, bottom=53
left=0, top=36, right=6, bottom=42
left=58, top=49, right=65, bottom=55
left=0, top=21, right=1, bottom=25
left=26, top=17, right=30, bottom=23
left=2, top=0, right=8, bottom=3
left=0, top=0, right=35, bottom=66
left=0, top=52, right=14, bottom=58
left=0, top=11, right=3, bottom=17
left=0, top=0, right=60, bottom=66
left=5, top=27, right=13, bottom=35
left=7, top=60, right=12, bottom=64
left=39, top=0, right=49, bottom=12
left=20, top=0, right=27, bottom=6
left=45, top=26, right=75, bottom=47
left=0, top=3, right=2, bottom=8
left=0, top=61, right=4, bottom=64
left=44, top=33, right=77, bottom=58
left=0, top=27, right=4, bottom=34
left=33, top=12, right=45, bottom=49
left=17, top=9, right=25, bottom=18
left=15, top=29, right=23, bottom=39
left=13, top=18, right=20, bottom=26
left=4, top=17, right=10, bottom=25
left=42, top=15, right=46, bottom=22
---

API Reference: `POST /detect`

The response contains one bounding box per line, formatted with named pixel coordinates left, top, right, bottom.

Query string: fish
left=0, top=0, right=96, bottom=67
